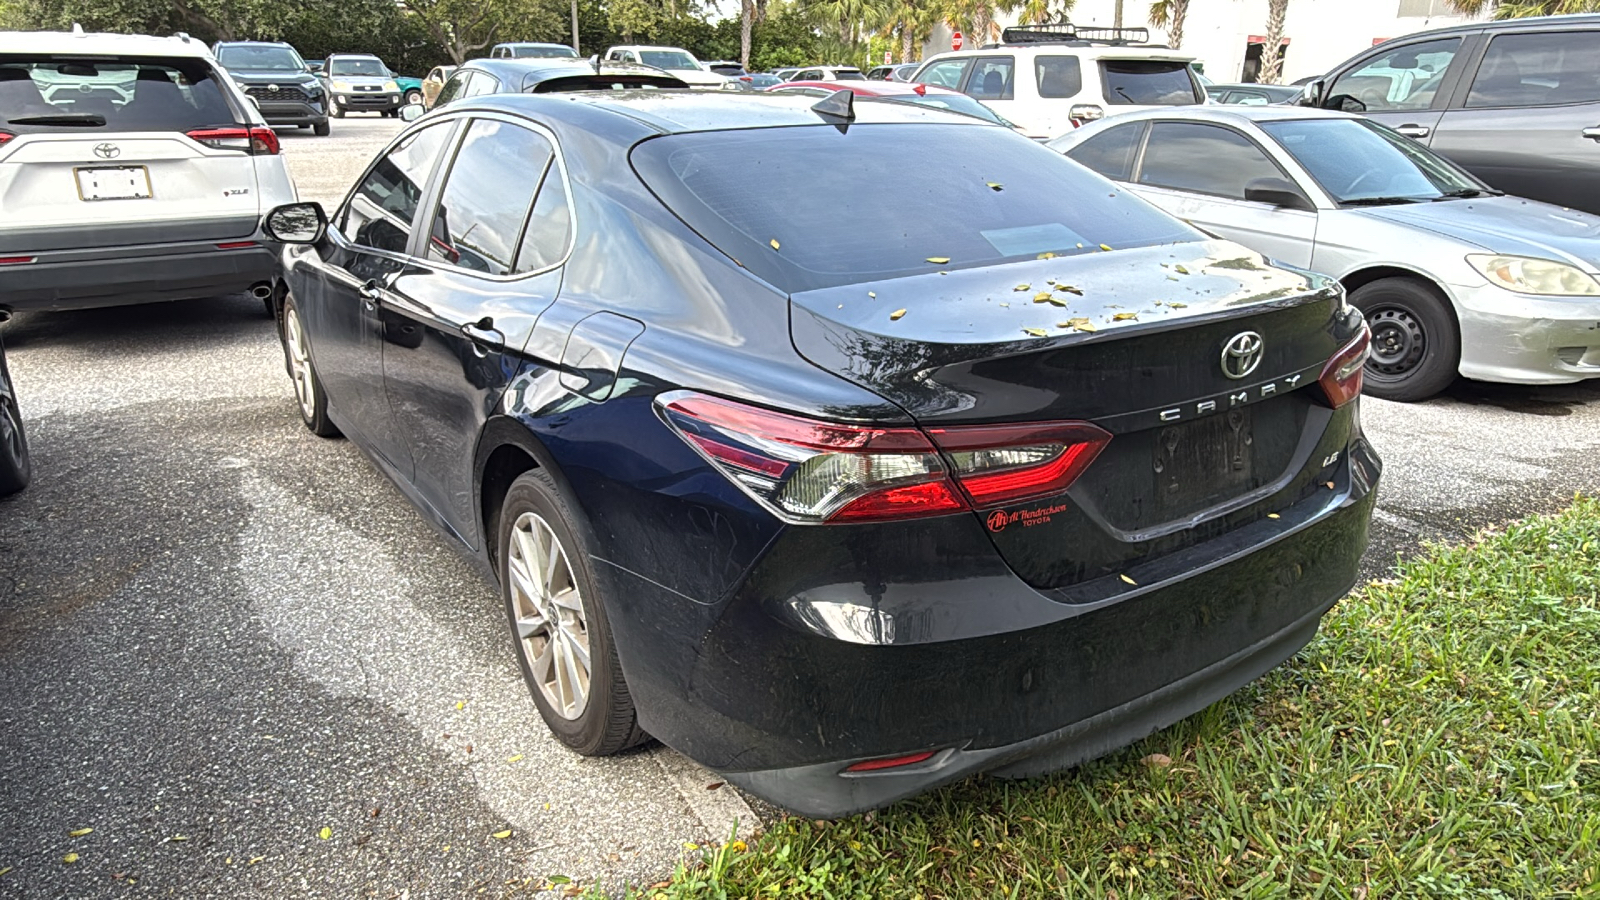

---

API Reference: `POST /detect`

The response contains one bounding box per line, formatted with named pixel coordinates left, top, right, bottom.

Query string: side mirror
left=400, top=103, right=424, bottom=122
left=263, top=202, right=328, bottom=244
left=1331, top=93, right=1367, bottom=113
left=1297, top=78, right=1325, bottom=107
left=1244, top=177, right=1315, bottom=212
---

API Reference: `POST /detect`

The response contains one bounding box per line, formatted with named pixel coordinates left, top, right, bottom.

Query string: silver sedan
left=1049, top=106, right=1600, bottom=401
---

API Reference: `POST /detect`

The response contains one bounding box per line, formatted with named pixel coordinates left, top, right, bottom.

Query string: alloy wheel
left=1366, top=306, right=1426, bottom=377
left=284, top=306, right=317, bottom=421
left=507, top=511, right=591, bottom=719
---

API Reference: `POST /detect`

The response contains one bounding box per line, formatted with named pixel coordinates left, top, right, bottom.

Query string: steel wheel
left=284, top=305, right=317, bottom=421
left=1367, top=306, right=1426, bottom=377
left=507, top=511, right=591, bottom=720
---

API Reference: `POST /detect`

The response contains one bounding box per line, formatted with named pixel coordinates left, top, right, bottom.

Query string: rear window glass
left=632, top=123, right=1197, bottom=293
left=1100, top=60, right=1200, bottom=105
left=0, top=55, right=238, bottom=134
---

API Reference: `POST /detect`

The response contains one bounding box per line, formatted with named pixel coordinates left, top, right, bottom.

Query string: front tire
left=0, top=386, right=30, bottom=496
left=313, top=121, right=331, bottom=136
left=498, top=469, right=644, bottom=756
left=1350, top=277, right=1460, bottom=402
left=404, top=89, right=422, bottom=105
left=332, top=105, right=344, bottom=119
left=281, top=297, right=339, bottom=437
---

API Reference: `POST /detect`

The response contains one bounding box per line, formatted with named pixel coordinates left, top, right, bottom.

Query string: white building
left=926, top=0, right=1487, bottom=84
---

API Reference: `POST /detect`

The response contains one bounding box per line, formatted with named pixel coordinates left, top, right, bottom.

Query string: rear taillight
left=656, top=391, right=1110, bottom=524
left=925, top=421, right=1111, bottom=509
left=0, top=131, right=13, bottom=146
left=1069, top=103, right=1104, bottom=127
left=1319, top=323, right=1371, bottom=408
left=186, top=126, right=280, bottom=155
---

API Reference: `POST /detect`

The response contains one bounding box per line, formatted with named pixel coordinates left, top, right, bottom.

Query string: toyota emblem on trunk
left=1221, top=331, right=1265, bottom=380
left=93, top=143, right=120, bottom=159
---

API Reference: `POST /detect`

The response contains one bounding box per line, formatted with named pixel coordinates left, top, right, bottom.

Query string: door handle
left=1583, top=127, right=1600, bottom=141
left=460, top=316, right=504, bottom=350
left=358, top=280, right=382, bottom=308
left=1395, top=124, right=1430, bottom=139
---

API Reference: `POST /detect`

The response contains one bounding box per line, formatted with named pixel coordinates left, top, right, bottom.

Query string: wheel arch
left=1339, top=265, right=1461, bottom=335
left=474, top=416, right=578, bottom=574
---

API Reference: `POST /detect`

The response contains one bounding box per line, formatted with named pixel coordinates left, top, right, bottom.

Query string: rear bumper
left=0, top=241, right=277, bottom=311
left=603, top=435, right=1380, bottom=817
left=1452, top=281, right=1600, bottom=384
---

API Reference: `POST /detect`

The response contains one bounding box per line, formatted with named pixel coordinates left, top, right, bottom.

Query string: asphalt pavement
left=3, top=113, right=1600, bottom=898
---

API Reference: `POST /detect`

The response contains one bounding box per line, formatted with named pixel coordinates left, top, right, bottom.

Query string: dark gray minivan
left=1302, top=14, right=1600, bottom=215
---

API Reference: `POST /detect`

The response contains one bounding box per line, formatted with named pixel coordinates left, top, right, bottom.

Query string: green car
left=394, top=73, right=424, bottom=105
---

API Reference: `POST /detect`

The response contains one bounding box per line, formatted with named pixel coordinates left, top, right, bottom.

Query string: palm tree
left=1447, top=0, right=1600, bottom=14
left=1257, top=0, right=1288, bottom=84
left=1016, top=0, right=1073, bottom=25
left=1147, top=0, right=1188, bottom=49
left=740, top=0, right=753, bottom=69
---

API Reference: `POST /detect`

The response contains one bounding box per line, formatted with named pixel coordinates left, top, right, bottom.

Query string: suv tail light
left=186, top=126, right=280, bottom=155
left=656, top=391, right=1111, bottom=524
left=1069, top=104, right=1104, bottom=127
left=0, top=131, right=13, bottom=146
left=1318, top=323, right=1371, bottom=409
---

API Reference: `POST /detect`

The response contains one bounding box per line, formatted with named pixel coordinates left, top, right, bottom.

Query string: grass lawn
left=633, top=498, right=1600, bottom=899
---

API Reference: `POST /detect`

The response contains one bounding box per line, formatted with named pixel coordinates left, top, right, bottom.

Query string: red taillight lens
left=0, top=131, right=14, bottom=146
left=656, top=391, right=1111, bottom=525
left=656, top=391, right=964, bottom=524
left=844, top=750, right=937, bottom=773
left=186, top=126, right=279, bottom=155
left=215, top=241, right=257, bottom=250
left=925, top=421, right=1112, bottom=509
left=1319, top=323, right=1371, bottom=409
left=0, top=255, right=36, bottom=265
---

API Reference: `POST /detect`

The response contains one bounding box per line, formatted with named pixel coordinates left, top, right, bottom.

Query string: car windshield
left=216, top=45, right=303, bottom=71
left=833, top=70, right=866, bottom=81
left=1260, top=117, right=1484, bottom=204
left=329, top=58, right=386, bottom=77
left=633, top=122, right=1196, bottom=293
left=512, top=45, right=578, bottom=58
left=1100, top=60, right=1200, bottom=105
left=883, top=91, right=1009, bottom=126
left=639, top=50, right=699, bottom=71
left=0, top=55, right=238, bottom=134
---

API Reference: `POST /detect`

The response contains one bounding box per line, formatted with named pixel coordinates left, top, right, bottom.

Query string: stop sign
left=952, top=31, right=964, bottom=50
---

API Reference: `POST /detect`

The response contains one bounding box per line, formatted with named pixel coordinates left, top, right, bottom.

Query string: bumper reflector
left=844, top=750, right=937, bottom=773
left=215, top=241, right=257, bottom=250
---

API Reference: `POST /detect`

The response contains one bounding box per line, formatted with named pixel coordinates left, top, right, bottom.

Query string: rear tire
left=1350, top=277, right=1459, bottom=402
left=332, top=106, right=344, bottom=119
left=498, top=469, right=645, bottom=756
left=0, top=386, right=30, bottom=496
left=313, top=121, right=330, bottom=136
left=280, top=297, right=339, bottom=437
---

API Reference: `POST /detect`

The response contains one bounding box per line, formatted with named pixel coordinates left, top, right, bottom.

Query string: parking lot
left=2, top=115, right=1600, bottom=898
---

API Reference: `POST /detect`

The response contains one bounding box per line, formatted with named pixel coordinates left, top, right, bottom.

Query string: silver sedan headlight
left=1466, top=254, right=1600, bottom=296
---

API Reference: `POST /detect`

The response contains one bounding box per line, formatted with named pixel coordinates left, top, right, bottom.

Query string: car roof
left=466, top=57, right=672, bottom=80
left=328, top=52, right=381, bottom=59
left=456, top=90, right=998, bottom=135
left=215, top=40, right=293, bottom=47
left=921, top=44, right=1193, bottom=64
left=498, top=41, right=572, bottom=48
left=608, top=45, right=695, bottom=52
left=1364, top=11, right=1600, bottom=41
left=0, top=29, right=215, bottom=58
left=1088, top=105, right=1360, bottom=127
left=775, top=80, right=961, bottom=97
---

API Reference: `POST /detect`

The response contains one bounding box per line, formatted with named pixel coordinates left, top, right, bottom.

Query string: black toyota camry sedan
left=262, top=90, right=1380, bottom=817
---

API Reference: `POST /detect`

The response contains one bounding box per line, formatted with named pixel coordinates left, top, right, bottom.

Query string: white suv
left=602, top=45, right=727, bottom=89
left=0, top=29, right=296, bottom=312
left=911, top=23, right=1203, bottom=140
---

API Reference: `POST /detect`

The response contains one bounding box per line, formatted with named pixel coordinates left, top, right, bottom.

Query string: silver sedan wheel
left=508, top=511, right=591, bottom=719
left=284, top=306, right=316, bottom=421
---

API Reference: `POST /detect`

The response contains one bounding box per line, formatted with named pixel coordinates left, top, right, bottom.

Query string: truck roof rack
left=999, top=22, right=1153, bottom=46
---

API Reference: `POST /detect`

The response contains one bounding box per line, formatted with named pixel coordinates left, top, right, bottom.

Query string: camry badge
left=93, top=142, right=120, bottom=160
left=1220, top=331, right=1264, bottom=380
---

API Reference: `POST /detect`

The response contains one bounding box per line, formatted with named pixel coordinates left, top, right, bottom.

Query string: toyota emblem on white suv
left=93, top=143, right=121, bottom=159
left=1221, top=331, right=1265, bottom=380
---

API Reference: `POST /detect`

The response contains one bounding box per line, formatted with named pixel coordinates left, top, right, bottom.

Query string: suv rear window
left=632, top=123, right=1196, bottom=293
left=1100, top=60, right=1200, bottom=105
left=0, top=55, right=239, bottom=135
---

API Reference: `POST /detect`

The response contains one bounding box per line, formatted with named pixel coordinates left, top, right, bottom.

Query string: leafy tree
left=1447, top=0, right=1600, bottom=13
left=1147, top=0, right=1187, bottom=49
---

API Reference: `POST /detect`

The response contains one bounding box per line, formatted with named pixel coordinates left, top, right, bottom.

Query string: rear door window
left=423, top=119, right=564, bottom=276
left=1465, top=31, right=1600, bottom=108
left=1328, top=37, right=1459, bottom=111
left=0, top=55, right=239, bottom=135
left=1063, top=121, right=1146, bottom=181
left=964, top=56, right=1015, bottom=101
left=341, top=121, right=457, bottom=254
left=1099, top=60, right=1201, bottom=105
left=1035, top=56, right=1083, bottom=99
left=918, top=58, right=972, bottom=90
left=1136, top=122, right=1287, bottom=199
left=433, top=70, right=470, bottom=106
left=461, top=71, right=500, bottom=97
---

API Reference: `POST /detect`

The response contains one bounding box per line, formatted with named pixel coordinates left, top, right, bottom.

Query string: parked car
left=1051, top=106, right=1600, bottom=400
left=1205, top=82, right=1302, bottom=105
left=912, top=21, right=1205, bottom=139
left=768, top=80, right=1021, bottom=131
left=601, top=45, right=726, bottom=89
left=702, top=60, right=747, bottom=78
left=0, top=310, right=29, bottom=497
left=491, top=42, right=580, bottom=60
left=394, top=74, right=424, bottom=106
left=426, top=58, right=687, bottom=111
left=1301, top=13, right=1600, bottom=216
left=319, top=53, right=403, bottom=117
left=214, top=40, right=330, bottom=135
left=729, top=72, right=783, bottom=90
left=787, top=65, right=866, bottom=81
left=261, top=89, right=1378, bottom=817
left=0, top=30, right=294, bottom=312
left=865, top=64, right=898, bottom=80
left=422, top=65, right=457, bottom=108
left=770, top=67, right=801, bottom=81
